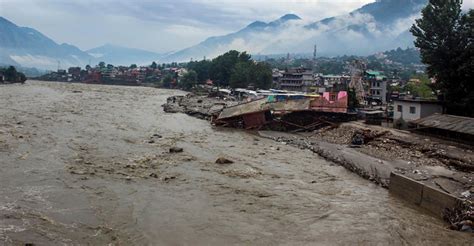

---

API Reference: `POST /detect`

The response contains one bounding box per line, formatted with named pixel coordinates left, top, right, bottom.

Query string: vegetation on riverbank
left=0, top=66, right=27, bottom=83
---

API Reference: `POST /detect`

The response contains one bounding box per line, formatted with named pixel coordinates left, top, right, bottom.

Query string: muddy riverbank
left=1, top=81, right=473, bottom=245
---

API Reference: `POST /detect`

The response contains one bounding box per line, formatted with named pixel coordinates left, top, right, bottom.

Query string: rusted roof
left=412, top=113, right=474, bottom=135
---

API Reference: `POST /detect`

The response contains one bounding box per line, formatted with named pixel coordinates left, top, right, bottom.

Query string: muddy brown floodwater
left=0, top=81, right=472, bottom=245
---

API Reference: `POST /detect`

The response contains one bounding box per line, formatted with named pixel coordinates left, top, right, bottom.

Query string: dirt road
left=1, top=81, right=472, bottom=245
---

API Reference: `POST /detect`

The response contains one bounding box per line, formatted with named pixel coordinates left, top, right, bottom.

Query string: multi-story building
left=365, top=70, right=388, bottom=105
left=277, top=68, right=315, bottom=92
left=318, top=74, right=351, bottom=92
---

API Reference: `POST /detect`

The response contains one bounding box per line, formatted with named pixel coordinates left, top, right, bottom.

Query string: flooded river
left=0, top=81, right=472, bottom=245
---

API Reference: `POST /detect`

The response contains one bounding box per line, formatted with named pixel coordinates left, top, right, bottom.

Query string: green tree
left=179, top=70, right=198, bottom=90
left=162, top=74, right=174, bottom=88
left=187, top=60, right=212, bottom=83
left=410, top=0, right=474, bottom=116
left=130, top=64, right=138, bottom=69
left=210, top=50, right=251, bottom=86
left=229, top=61, right=272, bottom=89
left=98, top=62, right=106, bottom=68
left=151, top=61, right=158, bottom=69
left=230, top=62, right=251, bottom=88
left=4, top=66, right=17, bottom=81
left=403, top=75, right=436, bottom=99
left=253, top=62, right=272, bottom=89
left=3, top=66, right=26, bottom=83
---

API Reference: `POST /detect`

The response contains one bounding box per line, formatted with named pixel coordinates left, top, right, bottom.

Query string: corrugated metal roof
left=412, top=113, right=474, bottom=135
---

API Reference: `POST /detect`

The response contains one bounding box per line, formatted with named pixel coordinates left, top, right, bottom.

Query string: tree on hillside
left=151, top=61, right=158, bottom=69
left=179, top=70, right=198, bottom=90
left=98, top=62, right=106, bottom=68
left=410, top=0, right=474, bottom=116
left=130, top=64, right=138, bottom=69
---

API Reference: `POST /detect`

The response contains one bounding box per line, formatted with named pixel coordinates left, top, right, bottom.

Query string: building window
left=397, top=105, right=403, bottom=112
left=410, top=106, right=416, bottom=114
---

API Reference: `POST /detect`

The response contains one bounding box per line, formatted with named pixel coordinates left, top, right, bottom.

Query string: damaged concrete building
left=213, top=91, right=351, bottom=130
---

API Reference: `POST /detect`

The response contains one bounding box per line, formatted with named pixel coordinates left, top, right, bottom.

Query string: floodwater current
left=0, top=81, right=472, bottom=245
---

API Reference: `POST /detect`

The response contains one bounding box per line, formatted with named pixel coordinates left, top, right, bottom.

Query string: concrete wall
left=389, top=173, right=460, bottom=218
left=393, top=101, right=421, bottom=121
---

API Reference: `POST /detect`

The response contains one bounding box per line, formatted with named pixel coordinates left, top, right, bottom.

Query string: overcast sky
left=1, top=0, right=473, bottom=53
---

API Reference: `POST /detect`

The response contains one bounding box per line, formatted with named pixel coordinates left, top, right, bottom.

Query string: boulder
left=215, top=157, right=234, bottom=164
left=169, top=147, right=183, bottom=153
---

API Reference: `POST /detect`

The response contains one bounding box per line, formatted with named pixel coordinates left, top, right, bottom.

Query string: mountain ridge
left=0, top=0, right=430, bottom=69
left=0, top=17, right=163, bottom=70
left=161, top=0, right=428, bottom=62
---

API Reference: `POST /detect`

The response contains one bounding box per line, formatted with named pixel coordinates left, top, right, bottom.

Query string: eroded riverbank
left=1, top=81, right=472, bottom=245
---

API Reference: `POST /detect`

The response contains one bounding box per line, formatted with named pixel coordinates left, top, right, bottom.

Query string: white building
left=393, top=98, right=443, bottom=122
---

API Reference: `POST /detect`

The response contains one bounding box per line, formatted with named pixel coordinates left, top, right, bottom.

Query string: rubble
left=444, top=200, right=474, bottom=232
left=162, top=94, right=237, bottom=120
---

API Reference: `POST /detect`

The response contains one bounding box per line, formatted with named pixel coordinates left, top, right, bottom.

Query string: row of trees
left=411, top=0, right=473, bottom=116
left=185, top=50, right=272, bottom=90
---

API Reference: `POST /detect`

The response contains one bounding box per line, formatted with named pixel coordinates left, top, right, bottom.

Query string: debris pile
left=164, top=92, right=353, bottom=132
left=444, top=200, right=474, bottom=232
left=163, top=94, right=236, bottom=120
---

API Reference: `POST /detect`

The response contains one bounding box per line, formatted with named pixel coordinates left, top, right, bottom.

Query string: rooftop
left=412, top=113, right=474, bottom=136
left=393, top=97, right=441, bottom=104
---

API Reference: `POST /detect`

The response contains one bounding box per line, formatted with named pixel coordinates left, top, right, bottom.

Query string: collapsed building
left=213, top=91, right=354, bottom=130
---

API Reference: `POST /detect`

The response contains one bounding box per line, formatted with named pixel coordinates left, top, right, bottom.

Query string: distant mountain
left=0, top=16, right=92, bottom=70
left=86, top=44, right=162, bottom=66
left=0, top=17, right=163, bottom=70
left=162, top=14, right=303, bottom=62
left=163, top=0, right=428, bottom=62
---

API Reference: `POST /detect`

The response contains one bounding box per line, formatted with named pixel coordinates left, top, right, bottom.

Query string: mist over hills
left=86, top=44, right=163, bottom=66
left=0, top=16, right=91, bottom=70
left=0, top=0, right=429, bottom=70
left=161, top=0, right=428, bottom=62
